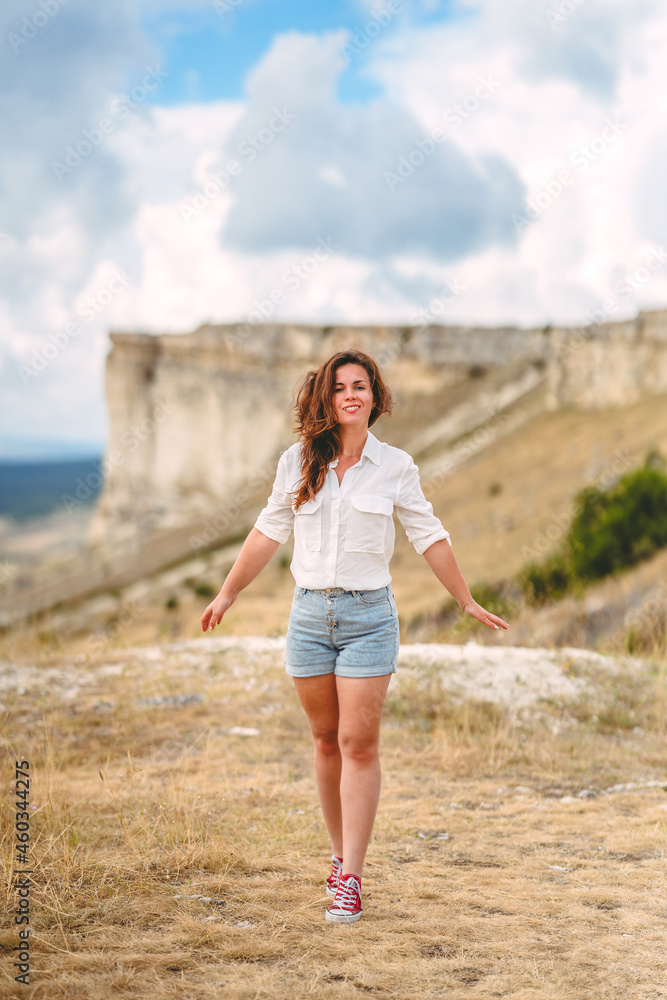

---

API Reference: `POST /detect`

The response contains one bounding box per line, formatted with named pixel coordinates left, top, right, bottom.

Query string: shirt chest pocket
left=344, top=494, right=394, bottom=554
left=294, top=494, right=324, bottom=552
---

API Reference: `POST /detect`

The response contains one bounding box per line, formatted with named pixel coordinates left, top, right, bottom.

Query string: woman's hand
left=463, top=600, right=509, bottom=630
left=200, top=592, right=237, bottom=632
left=423, top=541, right=509, bottom=631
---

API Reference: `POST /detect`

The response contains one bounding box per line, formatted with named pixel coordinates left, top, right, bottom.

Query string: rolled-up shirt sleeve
left=394, top=457, right=451, bottom=555
left=253, top=451, right=295, bottom=544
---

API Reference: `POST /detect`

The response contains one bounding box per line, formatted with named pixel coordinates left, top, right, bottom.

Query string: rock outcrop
left=90, top=310, right=667, bottom=548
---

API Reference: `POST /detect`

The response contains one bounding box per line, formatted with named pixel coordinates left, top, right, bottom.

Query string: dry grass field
left=2, top=631, right=667, bottom=999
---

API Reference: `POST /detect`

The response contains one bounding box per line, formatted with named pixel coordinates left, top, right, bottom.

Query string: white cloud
left=365, top=0, right=667, bottom=323
left=221, top=31, right=524, bottom=261
left=2, top=0, right=667, bottom=447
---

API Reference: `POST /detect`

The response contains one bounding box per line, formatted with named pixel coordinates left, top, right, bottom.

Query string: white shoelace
left=328, top=855, right=343, bottom=887
left=332, top=875, right=361, bottom=911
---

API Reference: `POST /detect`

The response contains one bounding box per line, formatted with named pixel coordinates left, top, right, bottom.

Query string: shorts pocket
left=344, top=494, right=393, bottom=554
left=356, top=586, right=389, bottom=606
left=294, top=494, right=323, bottom=552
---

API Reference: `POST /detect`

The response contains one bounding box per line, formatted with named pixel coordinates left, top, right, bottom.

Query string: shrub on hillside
left=569, top=463, right=667, bottom=581
left=519, top=450, right=667, bottom=605
left=518, top=550, right=574, bottom=605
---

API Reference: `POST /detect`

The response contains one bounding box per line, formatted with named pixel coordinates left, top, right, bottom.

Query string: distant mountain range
left=0, top=457, right=103, bottom=521
left=0, top=436, right=104, bottom=462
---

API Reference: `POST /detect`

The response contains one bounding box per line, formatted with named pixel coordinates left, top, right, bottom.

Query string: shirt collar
left=329, top=429, right=381, bottom=468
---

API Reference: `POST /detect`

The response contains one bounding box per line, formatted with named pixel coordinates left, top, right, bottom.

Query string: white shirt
left=253, top=429, right=451, bottom=590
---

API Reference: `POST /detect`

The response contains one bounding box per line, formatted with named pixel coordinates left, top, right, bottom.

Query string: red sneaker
left=325, top=873, right=362, bottom=922
left=326, top=855, right=343, bottom=897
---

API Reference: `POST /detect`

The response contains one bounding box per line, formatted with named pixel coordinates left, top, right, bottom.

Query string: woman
left=200, top=349, right=510, bottom=924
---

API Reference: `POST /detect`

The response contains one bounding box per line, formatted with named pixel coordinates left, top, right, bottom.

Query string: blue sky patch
left=140, top=0, right=458, bottom=105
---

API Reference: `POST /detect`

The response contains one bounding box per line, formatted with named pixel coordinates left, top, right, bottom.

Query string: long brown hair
left=290, top=349, right=393, bottom=510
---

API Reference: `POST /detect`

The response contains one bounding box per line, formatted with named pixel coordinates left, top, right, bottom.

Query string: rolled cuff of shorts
left=414, top=529, right=452, bottom=556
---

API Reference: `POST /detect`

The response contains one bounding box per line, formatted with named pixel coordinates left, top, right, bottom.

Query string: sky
left=1, top=0, right=667, bottom=457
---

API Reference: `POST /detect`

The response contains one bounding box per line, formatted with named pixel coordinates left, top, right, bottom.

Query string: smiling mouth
left=342, top=405, right=361, bottom=412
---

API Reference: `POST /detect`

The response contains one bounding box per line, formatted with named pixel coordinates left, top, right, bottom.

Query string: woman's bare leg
left=335, top=673, right=392, bottom=879
left=291, top=674, right=343, bottom=856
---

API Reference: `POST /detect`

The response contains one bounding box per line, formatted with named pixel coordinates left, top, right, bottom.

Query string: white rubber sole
left=325, top=907, right=363, bottom=923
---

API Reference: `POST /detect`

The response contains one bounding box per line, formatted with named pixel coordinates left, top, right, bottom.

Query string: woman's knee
left=338, top=732, right=379, bottom=762
left=313, top=729, right=340, bottom=756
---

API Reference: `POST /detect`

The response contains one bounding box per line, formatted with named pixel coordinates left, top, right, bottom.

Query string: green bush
left=568, top=464, right=667, bottom=581
left=519, top=450, right=667, bottom=605
left=518, top=550, right=575, bottom=606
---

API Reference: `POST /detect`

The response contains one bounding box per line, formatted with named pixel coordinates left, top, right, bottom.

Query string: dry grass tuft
left=2, top=637, right=667, bottom=998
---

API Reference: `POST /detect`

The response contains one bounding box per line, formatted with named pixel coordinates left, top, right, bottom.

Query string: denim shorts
left=285, top=584, right=400, bottom=678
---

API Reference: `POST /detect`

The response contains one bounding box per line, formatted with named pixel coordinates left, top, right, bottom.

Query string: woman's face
left=332, top=362, right=374, bottom=429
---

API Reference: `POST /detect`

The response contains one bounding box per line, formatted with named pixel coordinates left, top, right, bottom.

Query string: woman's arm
left=422, top=538, right=510, bottom=631
left=200, top=527, right=280, bottom=632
